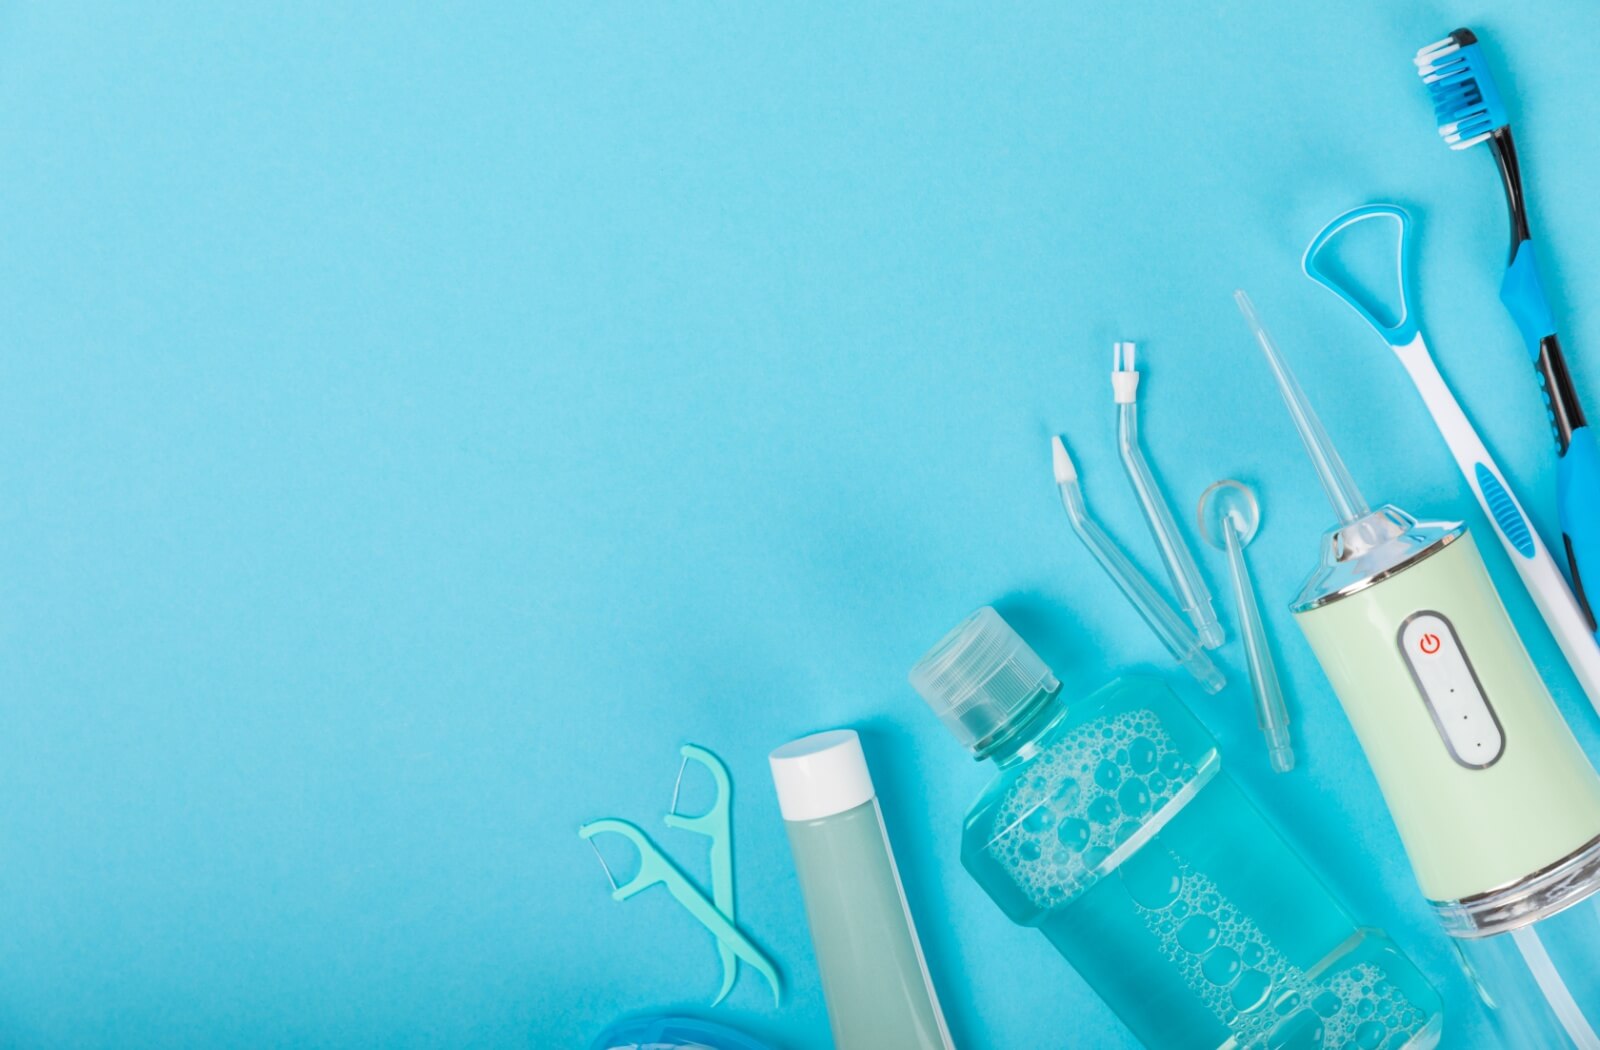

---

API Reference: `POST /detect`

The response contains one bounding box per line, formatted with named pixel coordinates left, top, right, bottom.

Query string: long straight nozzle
left=1234, top=290, right=1370, bottom=525
left=1113, top=342, right=1225, bottom=650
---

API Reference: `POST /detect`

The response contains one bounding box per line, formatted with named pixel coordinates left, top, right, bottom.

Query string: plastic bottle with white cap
left=769, top=729, right=954, bottom=1050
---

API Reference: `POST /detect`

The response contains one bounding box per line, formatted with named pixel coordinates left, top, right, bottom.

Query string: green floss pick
left=663, top=744, right=739, bottom=1005
left=578, top=817, right=782, bottom=1006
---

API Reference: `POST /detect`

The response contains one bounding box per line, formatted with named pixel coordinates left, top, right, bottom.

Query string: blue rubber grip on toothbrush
left=1476, top=462, right=1535, bottom=558
left=1559, top=427, right=1600, bottom=620
left=1501, top=241, right=1556, bottom=357
left=1501, top=240, right=1600, bottom=627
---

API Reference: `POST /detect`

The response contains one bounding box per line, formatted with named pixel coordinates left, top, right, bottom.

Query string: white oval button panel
left=1398, top=612, right=1505, bottom=769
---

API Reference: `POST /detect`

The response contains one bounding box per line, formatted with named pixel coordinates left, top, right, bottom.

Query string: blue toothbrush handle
left=1558, top=427, right=1600, bottom=626
left=1501, top=239, right=1600, bottom=627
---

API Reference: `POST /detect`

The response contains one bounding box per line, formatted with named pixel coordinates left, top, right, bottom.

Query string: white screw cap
left=769, top=729, right=876, bottom=822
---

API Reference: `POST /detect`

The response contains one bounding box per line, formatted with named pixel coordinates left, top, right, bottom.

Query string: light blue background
left=3, top=2, right=1599, bottom=1047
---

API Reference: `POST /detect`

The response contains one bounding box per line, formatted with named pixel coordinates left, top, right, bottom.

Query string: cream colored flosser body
left=1237, top=290, right=1600, bottom=1046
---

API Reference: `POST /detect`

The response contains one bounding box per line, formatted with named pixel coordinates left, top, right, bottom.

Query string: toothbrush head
left=1414, top=28, right=1509, bottom=150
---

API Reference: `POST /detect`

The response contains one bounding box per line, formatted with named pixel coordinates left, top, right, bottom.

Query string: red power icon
left=1419, top=633, right=1441, bottom=655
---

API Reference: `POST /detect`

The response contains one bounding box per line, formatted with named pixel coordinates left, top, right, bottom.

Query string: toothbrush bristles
left=1413, top=27, right=1505, bottom=150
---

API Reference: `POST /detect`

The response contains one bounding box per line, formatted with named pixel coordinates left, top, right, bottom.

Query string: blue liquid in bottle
left=910, top=609, right=1442, bottom=1050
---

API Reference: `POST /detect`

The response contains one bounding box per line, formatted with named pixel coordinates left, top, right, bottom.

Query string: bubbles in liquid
left=1232, top=970, right=1272, bottom=1014
left=1119, top=778, right=1152, bottom=818
left=1130, top=737, right=1158, bottom=774
left=1203, top=947, right=1242, bottom=987
left=1265, top=1009, right=1324, bottom=1049
left=984, top=706, right=1432, bottom=1048
left=982, top=709, right=1199, bottom=913
left=1178, top=915, right=1220, bottom=954
left=1120, top=848, right=1182, bottom=910
left=1057, top=817, right=1090, bottom=851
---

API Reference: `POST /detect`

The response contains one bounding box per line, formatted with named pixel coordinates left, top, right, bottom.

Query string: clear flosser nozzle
left=1113, top=342, right=1225, bottom=649
left=1199, top=480, right=1294, bottom=773
left=1234, top=290, right=1370, bottom=525
left=1052, top=436, right=1226, bottom=694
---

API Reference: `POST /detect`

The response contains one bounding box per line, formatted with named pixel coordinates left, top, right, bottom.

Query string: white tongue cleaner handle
left=1391, top=336, right=1600, bottom=715
left=1299, top=203, right=1600, bottom=718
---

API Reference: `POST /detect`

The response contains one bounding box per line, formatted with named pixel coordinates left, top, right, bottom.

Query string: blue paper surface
left=3, top=3, right=1600, bottom=1046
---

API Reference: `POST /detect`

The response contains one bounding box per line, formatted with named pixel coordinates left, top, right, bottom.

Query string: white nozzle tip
left=1112, top=341, right=1137, bottom=372
left=1051, top=436, right=1076, bottom=483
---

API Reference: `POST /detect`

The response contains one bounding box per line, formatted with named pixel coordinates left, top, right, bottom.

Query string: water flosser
left=1239, top=291, right=1600, bottom=1047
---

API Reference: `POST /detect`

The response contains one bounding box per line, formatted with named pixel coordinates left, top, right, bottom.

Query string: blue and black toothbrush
left=1416, top=28, right=1600, bottom=627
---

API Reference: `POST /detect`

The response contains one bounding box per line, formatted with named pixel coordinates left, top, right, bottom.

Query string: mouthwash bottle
left=908, top=608, right=1443, bottom=1050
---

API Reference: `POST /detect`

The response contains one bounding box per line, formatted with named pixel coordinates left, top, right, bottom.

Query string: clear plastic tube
left=1052, top=443, right=1225, bottom=694
left=1234, top=291, right=1370, bottom=525
left=1222, top=513, right=1294, bottom=772
left=1114, top=343, right=1225, bottom=649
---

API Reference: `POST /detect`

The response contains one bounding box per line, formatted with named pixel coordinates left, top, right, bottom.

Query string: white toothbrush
left=1303, top=205, right=1600, bottom=716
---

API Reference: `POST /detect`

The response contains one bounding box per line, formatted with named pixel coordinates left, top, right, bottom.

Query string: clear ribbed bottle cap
left=908, top=607, right=1059, bottom=753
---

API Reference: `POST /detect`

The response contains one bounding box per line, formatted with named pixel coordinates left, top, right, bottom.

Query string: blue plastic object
left=1500, top=241, right=1557, bottom=356
left=1421, top=40, right=1509, bottom=145
left=590, top=1013, right=777, bottom=1050
left=1559, top=428, right=1600, bottom=608
left=1477, top=463, right=1535, bottom=558
left=1499, top=240, right=1600, bottom=622
left=1302, top=205, right=1420, bottom=347
left=1304, top=205, right=1538, bottom=564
